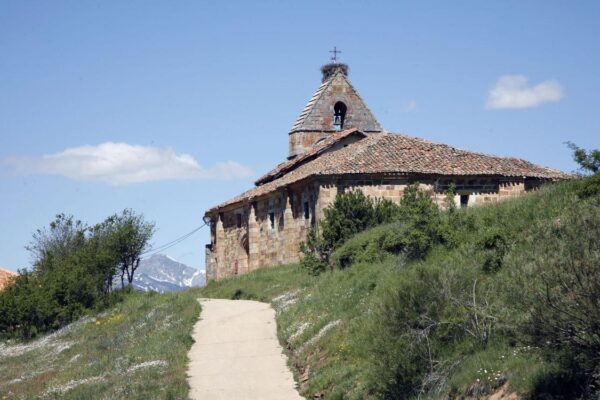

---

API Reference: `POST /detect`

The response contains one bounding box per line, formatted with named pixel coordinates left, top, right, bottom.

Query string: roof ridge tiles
left=208, top=131, right=570, bottom=213
left=386, top=131, right=545, bottom=166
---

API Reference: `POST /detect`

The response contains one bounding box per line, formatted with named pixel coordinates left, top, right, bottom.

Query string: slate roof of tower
left=289, top=70, right=382, bottom=133
left=290, top=78, right=330, bottom=132
left=207, top=132, right=570, bottom=212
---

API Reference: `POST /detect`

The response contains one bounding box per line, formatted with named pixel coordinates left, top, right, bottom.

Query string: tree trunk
left=127, top=257, right=140, bottom=286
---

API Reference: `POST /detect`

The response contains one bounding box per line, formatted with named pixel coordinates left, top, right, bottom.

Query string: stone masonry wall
left=206, top=175, right=534, bottom=281
left=207, top=181, right=320, bottom=280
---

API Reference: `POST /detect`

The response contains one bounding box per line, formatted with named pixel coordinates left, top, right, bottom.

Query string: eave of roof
left=206, top=132, right=571, bottom=214
left=255, top=128, right=363, bottom=185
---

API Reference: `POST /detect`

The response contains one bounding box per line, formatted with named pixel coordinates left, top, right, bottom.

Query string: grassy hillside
left=201, top=177, right=600, bottom=399
left=0, top=289, right=200, bottom=399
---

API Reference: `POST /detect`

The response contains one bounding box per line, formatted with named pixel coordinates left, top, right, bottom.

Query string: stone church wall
left=206, top=175, right=534, bottom=281
left=206, top=181, right=321, bottom=280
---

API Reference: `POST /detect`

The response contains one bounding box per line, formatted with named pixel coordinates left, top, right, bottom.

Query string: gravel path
left=187, top=298, right=303, bottom=400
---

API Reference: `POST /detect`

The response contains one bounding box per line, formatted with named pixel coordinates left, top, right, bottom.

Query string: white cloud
left=4, top=142, right=252, bottom=185
left=486, top=75, right=564, bottom=109
left=401, top=100, right=418, bottom=113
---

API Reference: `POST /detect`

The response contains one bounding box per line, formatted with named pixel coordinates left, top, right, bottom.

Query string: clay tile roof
left=255, top=128, right=363, bottom=185
left=0, top=268, right=16, bottom=291
left=207, top=132, right=570, bottom=213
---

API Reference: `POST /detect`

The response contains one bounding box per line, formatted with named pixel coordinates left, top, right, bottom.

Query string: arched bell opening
left=333, top=101, right=347, bottom=130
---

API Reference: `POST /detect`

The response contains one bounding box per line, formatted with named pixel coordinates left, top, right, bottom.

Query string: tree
left=566, top=141, right=600, bottom=175
left=1, top=210, right=154, bottom=339
left=86, top=220, right=121, bottom=295
left=300, top=190, right=379, bottom=274
left=300, top=185, right=444, bottom=274
left=106, top=210, right=155, bottom=289
left=320, top=190, right=377, bottom=253
left=25, top=214, right=87, bottom=273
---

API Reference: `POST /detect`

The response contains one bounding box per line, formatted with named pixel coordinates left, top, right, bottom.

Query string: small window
left=236, top=214, right=242, bottom=228
left=460, top=194, right=469, bottom=208
left=333, top=101, right=347, bottom=130
left=269, top=212, right=275, bottom=229
left=303, top=202, right=310, bottom=219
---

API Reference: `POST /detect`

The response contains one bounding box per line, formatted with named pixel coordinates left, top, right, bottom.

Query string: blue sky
left=1, top=1, right=598, bottom=272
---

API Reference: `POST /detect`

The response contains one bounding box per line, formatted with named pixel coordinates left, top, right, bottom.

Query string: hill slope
left=0, top=289, right=200, bottom=399
left=201, top=177, right=599, bottom=399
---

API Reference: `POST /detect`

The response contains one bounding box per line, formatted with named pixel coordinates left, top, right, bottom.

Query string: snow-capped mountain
left=131, top=254, right=205, bottom=293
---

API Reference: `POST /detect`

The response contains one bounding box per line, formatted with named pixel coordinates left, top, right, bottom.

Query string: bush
left=476, top=227, right=509, bottom=273
left=300, top=184, right=449, bottom=274
left=365, top=254, right=507, bottom=398
left=521, top=197, right=600, bottom=394
left=320, top=189, right=381, bottom=252
left=299, top=243, right=328, bottom=276
left=300, top=190, right=401, bottom=273
left=330, top=223, right=405, bottom=269
left=575, top=172, right=600, bottom=198
left=0, top=210, right=154, bottom=339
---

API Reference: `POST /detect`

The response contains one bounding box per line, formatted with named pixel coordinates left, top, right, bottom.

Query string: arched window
left=333, top=101, right=347, bottom=130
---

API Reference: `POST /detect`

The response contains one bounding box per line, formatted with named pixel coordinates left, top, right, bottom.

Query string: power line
left=141, top=223, right=207, bottom=257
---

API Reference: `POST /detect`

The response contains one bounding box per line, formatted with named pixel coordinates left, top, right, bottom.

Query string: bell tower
left=287, top=55, right=382, bottom=159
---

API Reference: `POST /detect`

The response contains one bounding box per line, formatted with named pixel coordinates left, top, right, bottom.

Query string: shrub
left=300, top=190, right=397, bottom=273
left=0, top=211, right=154, bottom=339
left=575, top=172, right=600, bottom=199
left=520, top=197, right=600, bottom=394
left=476, top=227, right=509, bottom=273
left=330, top=223, right=405, bottom=269
left=365, top=262, right=489, bottom=398
left=300, top=184, right=447, bottom=274
left=320, top=189, right=379, bottom=251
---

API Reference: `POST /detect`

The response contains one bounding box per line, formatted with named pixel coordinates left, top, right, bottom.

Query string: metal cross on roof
left=329, top=46, right=341, bottom=63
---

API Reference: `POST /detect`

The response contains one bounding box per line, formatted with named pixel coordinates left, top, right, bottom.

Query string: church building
left=204, top=61, right=568, bottom=282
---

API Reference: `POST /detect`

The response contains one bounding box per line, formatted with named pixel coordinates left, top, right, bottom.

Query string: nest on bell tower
left=320, top=63, right=349, bottom=82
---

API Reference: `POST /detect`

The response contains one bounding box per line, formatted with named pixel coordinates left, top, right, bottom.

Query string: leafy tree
left=300, top=184, right=445, bottom=274
left=300, top=190, right=376, bottom=274
left=82, top=221, right=121, bottom=295
left=566, top=141, right=600, bottom=175
left=398, top=183, right=439, bottom=226
left=0, top=210, right=154, bottom=339
left=106, top=209, right=155, bottom=289
left=444, top=182, right=457, bottom=213
left=373, top=198, right=403, bottom=225
left=25, top=214, right=87, bottom=274
left=320, top=190, right=376, bottom=253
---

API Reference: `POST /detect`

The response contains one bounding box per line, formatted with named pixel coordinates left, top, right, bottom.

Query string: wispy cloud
left=486, top=75, right=564, bottom=109
left=400, top=100, right=418, bottom=113
left=4, top=142, right=252, bottom=185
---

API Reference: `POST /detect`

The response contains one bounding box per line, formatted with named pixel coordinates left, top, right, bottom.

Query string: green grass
left=2, top=179, right=592, bottom=400
left=200, top=264, right=314, bottom=301
left=201, top=259, right=396, bottom=399
left=199, top=178, right=599, bottom=399
left=0, top=288, right=201, bottom=400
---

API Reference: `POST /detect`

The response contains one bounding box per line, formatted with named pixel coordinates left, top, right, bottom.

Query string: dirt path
left=187, top=298, right=304, bottom=400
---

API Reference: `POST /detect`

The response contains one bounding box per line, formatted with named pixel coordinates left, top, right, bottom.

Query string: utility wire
left=140, top=223, right=207, bottom=257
